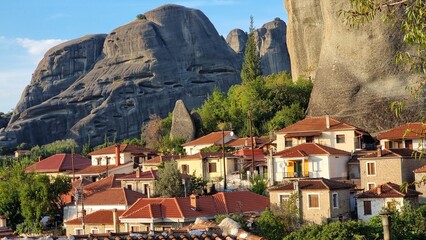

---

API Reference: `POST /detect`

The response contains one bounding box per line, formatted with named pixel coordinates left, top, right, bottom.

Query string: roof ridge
left=312, top=143, right=330, bottom=154
left=173, top=198, right=184, bottom=218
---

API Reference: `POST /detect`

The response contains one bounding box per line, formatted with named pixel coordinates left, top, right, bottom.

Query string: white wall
left=356, top=198, right=384, bottom=222
left=328, top=155, right=350, bottom=179
left=309, top=156, right=329, bottom=178
left=91, top=153, right=132, bottom=166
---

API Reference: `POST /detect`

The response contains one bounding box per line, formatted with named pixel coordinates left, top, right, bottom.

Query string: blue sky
left=0, top=0, right=288, bottom=113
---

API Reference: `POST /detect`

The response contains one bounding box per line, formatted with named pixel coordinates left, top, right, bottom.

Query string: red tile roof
left=84, top=188, right=146, bottom=206
left=25, top=153, right=91, bottom=173
left=356, top=182, right=421, bottom=198
left=117, top=169, right=191, bottom=180
left=414, top=164, right=426, bottom=173
left=181, top=131, right=234, bottom=147
left=273, top=143, right=350, bottom=158
left=277, top=116, right=361, bottom=133
left=83, top=174, right=124, bottom=195
left=89, top=144, right=157, bottom=156
left=120, top=191, right=269, bottom=220
left=377, top=122, right=426, bottom=140
left=360, top=148, right=419, bottom=159
left=65, top=209, right=125, bottom=225
left=179, top=152, right=237, bottom=160
left=269, top=178, right=354, bottom=191
left=143, top=155, right=178, bottom=165
left=233, top=148, right=266, bottom=161
left=227, top=137, right=268, bottom=148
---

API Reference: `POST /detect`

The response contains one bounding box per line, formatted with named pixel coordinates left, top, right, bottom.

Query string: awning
left=285, top=131, right=321, bottom=137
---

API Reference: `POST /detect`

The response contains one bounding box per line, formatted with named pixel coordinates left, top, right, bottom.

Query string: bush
left=136, top=14, right=146, bottom=20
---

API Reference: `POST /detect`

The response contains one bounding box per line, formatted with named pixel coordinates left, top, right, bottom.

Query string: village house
left=181, top=131, right=238, bottom=155
left=64, top=209, right=125, bottom=236
left=116, top=168, right=191, bottom=196
left=75, top=144, right=157, bottom=181
left=356, top=182, right=421, bottom=222
left=359, top=148, right=426, bottom=191
left=275, top=115, right=374, bottom=153
left=119, top=191, right=269, bottom=232
left=414, top=164, right=426, bottom=204
left=377, top=122, right=426, bottom=150
left=25, top=153, right=91, bottom=177
left=270, top=143, right=351, bottom=184
left=141, top=155, right=177, bottom=171
left=176, top=152, right=239, bottom=189
left=268, top=178, right=354, bottom=224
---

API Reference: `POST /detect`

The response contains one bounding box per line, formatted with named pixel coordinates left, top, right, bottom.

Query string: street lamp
left=222, top=128, right=227, bottom=190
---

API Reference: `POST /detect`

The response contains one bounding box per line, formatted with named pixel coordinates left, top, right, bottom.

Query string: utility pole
left=249, top=109, right=255, bottom=176
left=71, top=145, right=75, bottom=181
left=222, top=127, right=227, bottom=190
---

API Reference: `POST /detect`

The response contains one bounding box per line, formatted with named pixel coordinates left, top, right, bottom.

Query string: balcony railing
left=283, top=171, right=309, bottom=178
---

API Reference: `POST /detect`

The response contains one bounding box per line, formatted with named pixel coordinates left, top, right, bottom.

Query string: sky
left=0, top=0, right=288, bottom=114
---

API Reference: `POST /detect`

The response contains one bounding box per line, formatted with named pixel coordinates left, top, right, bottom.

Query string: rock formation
left=0, top=4, right=241, bottom=147
left=226, top=18, right=291, bottom=76
left=170, top=100, right=195, bottom=141
left=284, top=0, right=425, bottom=131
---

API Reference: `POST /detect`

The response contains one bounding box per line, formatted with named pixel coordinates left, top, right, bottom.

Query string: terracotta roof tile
left=65, top=209, right=125, bottom=225
left=356, top=182, right=421, bottom=198
left=179, top=152, right=237, bottom=160
left=143, top=155, right=178, bottom=165
left=414, top=164, right=426, bottom=173
left=89, top=144, right=157, bottom=156
left=233, top=149, right=266, bottom=161
left=227, top=137, right=267, bottom=148
left=377, top=122, right=426, bottom=140
left=25, top=153, right=91, bottom=173
left=84, top=188, right=146, bottom=206
left=83, top=174, right=124, bottom=195
left=75, top=162, right=133, bottom=175
left=121, top=191, right=269, bottom=220
left=181, top=131, right=234, bottom=147
left=277, top=116, right=361, bottom=133
left=269, top=178, right=354, bottom=191
left=360, top=148, right=419, bottom=158
left=273, top=143, right=350, bottom=158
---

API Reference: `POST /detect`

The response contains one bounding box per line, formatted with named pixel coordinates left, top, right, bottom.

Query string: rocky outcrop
left=0, top=4, right=241, bottom=147
left=226, top=18, right=291, bottom=76
left=170, top=100, right=195, bottom=141
left=284, top=0, right=425, bottom=131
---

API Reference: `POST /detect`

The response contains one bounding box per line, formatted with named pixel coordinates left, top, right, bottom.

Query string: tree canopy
left=155, top=160, right=184, bottom=197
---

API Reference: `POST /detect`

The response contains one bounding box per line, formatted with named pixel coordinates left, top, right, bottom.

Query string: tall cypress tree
left=155, top=160, right=184, bottom=197
left=241, top=16, right=262, bottom=84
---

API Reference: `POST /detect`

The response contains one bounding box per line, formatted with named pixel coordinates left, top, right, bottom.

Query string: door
left=294, top=162, right=302, bottom=177
left=405, top=140, right=413, bottom=149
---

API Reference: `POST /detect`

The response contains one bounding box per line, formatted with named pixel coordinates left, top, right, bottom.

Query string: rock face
left=0, top=4, right=241, bottom=147
left=284, top=0, right=425, bottom=131
left=170, top=100, right=195, bottom=141
left=226, top=18, right=291, bottom=76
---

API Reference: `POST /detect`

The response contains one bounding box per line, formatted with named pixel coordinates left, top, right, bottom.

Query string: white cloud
left=16, top=38, right=67, bottom=58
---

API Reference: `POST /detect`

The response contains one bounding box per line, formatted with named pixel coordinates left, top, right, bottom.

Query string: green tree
left=253, top=208, right=286, bottom=240
left=189, top=173, right=208, bottom=194
left=241, top=16, right=261, bottom=84
left=248, top=175, right=269, bottom=196
left=155, top=160, right=184, bottom=197
left=266, top=103, right=305, bottom=132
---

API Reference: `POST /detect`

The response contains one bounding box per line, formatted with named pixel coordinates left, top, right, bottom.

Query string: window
left=336, top=134, right=345, bottom=143
left=126, top=184, right=133, bottom=190
left=308, top=193, right=319, bottom=208
left=367, top=182, right=376, bottom=190
left=387, top=201, right=397, bottom=210
left=366, top=162, right=376, bottom=176
left=181, top=164, right=189, bottom=174
left=364, top=201, right=372, bottom=215
left=285, top=138, right=293, bottom=147
left=279, top=194, right=290, bottom=205
left=75, top=229, right=83, bottom=235
left=105, top=228, right=114, bottom=234
left=209, top=163, right=217, bottom=173
left=332, top=192, right=339, bottom=208
left=306, top=136, right=314, bottom=143
left=131, top=226, right=140, bottom=232
left=90, top=228, right=99, bottom=234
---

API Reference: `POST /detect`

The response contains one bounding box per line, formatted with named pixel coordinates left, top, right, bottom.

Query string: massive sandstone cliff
left=226, top=18, right=291, bottom=76
left=0, top=5, right=243, bottom=147
left=284, top=0, right=424, bottom=131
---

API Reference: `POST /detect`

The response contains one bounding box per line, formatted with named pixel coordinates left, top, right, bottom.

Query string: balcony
left=283, top=171, right=309, bottom=178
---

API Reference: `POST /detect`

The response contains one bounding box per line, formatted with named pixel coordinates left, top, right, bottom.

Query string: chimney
left=190, top=194, right=200, bottom=211
left=112, top=208, right=118, bottom=233
left=136, top=167, right=141, bottom=178
left=377, top=185, right=382, bottom=195
left=115, top=144, right=121, bottom=166
left=377, top=145, right=382, bottom=157
left=325, top=114, right=330, bottom=129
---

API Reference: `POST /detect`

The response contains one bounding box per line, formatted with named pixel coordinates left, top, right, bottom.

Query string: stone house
left=377, top=122, right=426, bottom=150
left=268, top=178, right=354, bottom=224
left=356, top=182, right=421, bottom=222
left=275, top=115, right=374, bottom=153
left=414, top=164, right=426, bottom=204
left=359, top=148, right=426, bottom=191
left=270, top=143, right=351, bottom=184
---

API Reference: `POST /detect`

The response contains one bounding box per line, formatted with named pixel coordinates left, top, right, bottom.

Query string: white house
left=181, top=131, right=237, bottom=155
left=270, top=143, right=351, bottom=184
left=356, top=182, right=421, bottom=222
left=376, top=122, right=426, bottom=151
left=275, top=115, right=374, bottom=153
